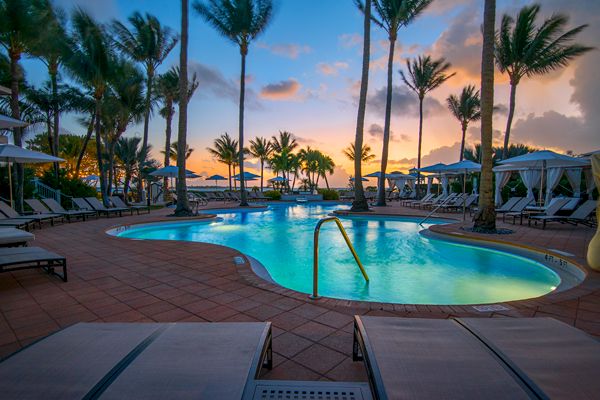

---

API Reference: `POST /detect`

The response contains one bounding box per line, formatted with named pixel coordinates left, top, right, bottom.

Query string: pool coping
left=104, top=206, right=597, bottom=313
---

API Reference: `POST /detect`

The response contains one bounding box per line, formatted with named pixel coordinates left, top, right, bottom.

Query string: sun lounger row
left=1, top=317, right=598, bottom=399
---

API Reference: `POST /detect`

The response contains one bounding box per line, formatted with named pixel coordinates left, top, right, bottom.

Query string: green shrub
left=264, top=190, right=281, bottom=200
left=317, top=188, right=340, bottom=200
left=39, top=170, right=97, bottom=205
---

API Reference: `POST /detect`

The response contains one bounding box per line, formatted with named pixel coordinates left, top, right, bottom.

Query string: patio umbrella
left=418, top=163, right=447, bottom=173
left=149, top=165, right=198, bottom=178
left=350, top=177, right=369, bottom=181
left=205, top=174, right=227, bottom=187
left=440, top=160, right=481, bottom=219
left=268, top=176, right=288, bottom=182
left=233, top=171, right=261, bottom=181
left=0, top=114, right=28, bottom=129
left=0, top=144, right=64, bottom=207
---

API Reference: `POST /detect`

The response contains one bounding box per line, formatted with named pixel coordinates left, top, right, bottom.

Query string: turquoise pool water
left=115, top=203, right=560, bottom=305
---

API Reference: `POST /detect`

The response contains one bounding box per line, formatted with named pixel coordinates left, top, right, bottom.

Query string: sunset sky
left=21, top=0, right=600, bottom=187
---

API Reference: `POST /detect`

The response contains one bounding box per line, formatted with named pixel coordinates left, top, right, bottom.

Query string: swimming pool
left=112, top=203, right=562, bottom=305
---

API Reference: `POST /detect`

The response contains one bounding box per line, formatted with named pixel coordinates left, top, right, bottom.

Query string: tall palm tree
left=473, top=0, right=496, bottom=232
left=447, top=85, right=481, bottom=161
left=317, top=153, right=335, bottom=190
left=112, top=11, right=178, bottom=198
left=352, top=0, right=371, bottom=211
left=175, top=0, right=192, bottom=215
left=343, top=142, right=376, bottom=163
left=248, top=137, right=272, bottom=191
left=66, top=9, right=115, bottom=206
left=0, top=0, right=46, bottom=211
left=400, top=55, right=454, bottom=196
left=207, top=133, right=238, bottom=190
left=357, top=0, right=432, bottom=206
left=193, top=0, right=274, bottom=206
left=495, top=5, right=592, bottom=160
left=115, top=136, right=142, bottom=202
left=271, top=130, right=297, bottom=154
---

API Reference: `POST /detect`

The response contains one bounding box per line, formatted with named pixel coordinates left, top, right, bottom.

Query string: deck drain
left=253, top=385, right=370, bottom=400
left=233, top=256, right=246, bottom=265
left=472, top=304, right=509, bottom=312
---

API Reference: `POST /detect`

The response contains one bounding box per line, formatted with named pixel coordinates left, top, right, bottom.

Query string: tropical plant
left=400, top=55, right=454, bottom=195
left=464, top=143, right=536, bottom=165
left=356, top=0, right=432, bottom=206
left=164, top=141, right=194, bottom=163
left=351, top=0, right=371, bottom=211
left=271, top=130, right=297, bottom=153
left=317, top=153, right=335, bottom=190
left=0, top=0, right=47, bottom=211
left=495, top=4, right=592, bottom=160
left=447, top=85, right=481, bottom=161
left=343, top=142, right=376, bottom=163
left=473, top=0, right=496, bottom=232
left=207, top=133, right=238, bottom=190
left=193, top=0, right=274, bottom=206
left=248, top=136, right=272, bottom=191
left=115, top=136, right=142, bottom=202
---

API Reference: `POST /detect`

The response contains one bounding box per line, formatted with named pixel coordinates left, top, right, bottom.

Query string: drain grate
left=472, top=304, right=509, bottom=312
left=252, top=382, right=371, bottom=400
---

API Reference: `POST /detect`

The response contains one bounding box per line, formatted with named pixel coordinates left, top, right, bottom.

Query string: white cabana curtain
left=426, top=176, right=433, bottom=195
left=472, top=177, right=478, bottom=194
left=565, top=168, right=582, bottom=197
left=386, top=178, right=395, bottom=191
left=584, top=169, right=596, bottom=195
left=494, top=171, right=512, bottom=206
left=393, top=178, right=406, bottom=192
left=519, top=169, right=541, bottom=200
left=545, top=167, right=564, bottom=204
left=441, top=175, right=449, bottom=196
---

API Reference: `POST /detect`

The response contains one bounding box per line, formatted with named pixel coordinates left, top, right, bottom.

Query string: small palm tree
left=271, top=130, right=297, bottom=153
left=473, top=0, right=496, bottom=232
left=357, top=0, right=432, bottom=206
left=343, top=142, right=376, bottom=163
left=207, top=133, right=238, bottom=190
left=495, top=4, right=592, bottom=160
left=447, top=85, right=481, bottom=161
left=400, top=55, right=454, bottom=195
left=193, top=0, right=274, bottom=206
left=248, top=137, right=272, bottom=191
left=165, top=141, right=194, bottom=163
left=115, top=136, right=142, bottom=202
left=317, top=153, right=335, bottom=190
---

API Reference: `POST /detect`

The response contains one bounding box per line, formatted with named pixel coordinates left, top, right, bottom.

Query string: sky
left=19, top=0, right=600, bottom=187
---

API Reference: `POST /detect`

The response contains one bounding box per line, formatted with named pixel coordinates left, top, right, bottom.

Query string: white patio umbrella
left=440, top=160, right=481, bottom=219
left=0, top=114, right=27, bottom=129
left=0, top=144, right=64, bottom=207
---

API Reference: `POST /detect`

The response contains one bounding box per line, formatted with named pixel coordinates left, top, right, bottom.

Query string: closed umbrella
left=0, top=114, right=28, bottom=129
left=0, top=144, right=64, bottom=207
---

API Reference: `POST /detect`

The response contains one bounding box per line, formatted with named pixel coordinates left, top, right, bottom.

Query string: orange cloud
left=259, top=79, right=302, bottom=101
left=317, top=61, right=349, bottom=76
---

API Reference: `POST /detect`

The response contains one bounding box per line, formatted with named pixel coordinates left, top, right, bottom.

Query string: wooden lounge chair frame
left=110, top=196, right=150, bottom=215
left=0, top=246, right=67, bottom=281
left=529, top=199, right=597, bottom=229
left=41, top=198, right=98, bottom=221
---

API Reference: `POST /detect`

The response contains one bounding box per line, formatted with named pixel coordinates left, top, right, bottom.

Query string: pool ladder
left=310, top=217, right=369, bottom=299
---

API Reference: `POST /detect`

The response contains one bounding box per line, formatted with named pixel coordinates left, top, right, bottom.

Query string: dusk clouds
left=257, top=42, right=311, bottom=59
left=259, top=79, right=301, bottom=101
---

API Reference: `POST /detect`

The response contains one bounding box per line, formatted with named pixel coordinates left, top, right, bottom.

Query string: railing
left=31, top=179, right=74, bottom=208
left=310, top=216, right=369, bottom=299
left=418, top=194, right=461, bottom=226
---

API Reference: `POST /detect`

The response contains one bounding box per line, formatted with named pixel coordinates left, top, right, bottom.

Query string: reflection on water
left=118, top=203, right=560, bottom=305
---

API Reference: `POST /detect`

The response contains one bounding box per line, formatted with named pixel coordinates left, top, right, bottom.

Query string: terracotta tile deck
left=0, top=201, right=598, bottom=382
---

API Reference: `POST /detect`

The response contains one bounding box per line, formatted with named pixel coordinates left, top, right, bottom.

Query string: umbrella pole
left=463, top=170, right=467, bottom=220
left=8, top=161, right=13, bottom=208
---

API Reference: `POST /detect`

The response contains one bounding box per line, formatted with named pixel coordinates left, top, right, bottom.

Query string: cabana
left=496, top=150, right=591, bottom=206
left=418, top=163, right=447, bottom=196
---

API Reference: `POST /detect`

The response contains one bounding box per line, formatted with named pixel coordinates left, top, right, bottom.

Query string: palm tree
left=473, top=0, right=496, bottom=232
left=66, top=9, right=115, bottom=206
left=271, top=130, right=298, bottom=154
left=207, top=133, right=238, bottom=190
left=115, top=136, right=142, bottom=202
left=164, top=141, right=194, bottom=163
left=400, top=55, right=454, bottom=195
left=495, top=5, right=592, bottom=160
left=299, top=146, right=320, bottom=189
left=112, top=11, right=178, bottom=198
left=317, top=153, right=335, bottom=190
left=357, top=0, right=432, bottom=206
left=0, top=0, right=46, bottom=211
left=175, top=0, right=192, bottom=215
left=248, top=137, right=272, bottom=191
left=447, top=85, right=481, bottom=161
left=193, top=0, right=274, bottom=206
left=343, top=142, right=376, bottom=163
left=352, top=0, right=371, bottom=211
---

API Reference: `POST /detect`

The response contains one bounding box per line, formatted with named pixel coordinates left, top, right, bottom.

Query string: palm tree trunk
left=376, top=33, right=396, bottom=207
left=260, top=160, right=264, bottom=192
left=175, top=0, right=192, bottom=216
left=416, top=96, right=424, bottom=197
left=351, top=0, right=371, bottom=212
left=325, top=175, right=330, bottom=190
left=9, top=52, right=24, bottom=212
left=233, top=165, right=237, bottom=190
left=459, top=124, right=467, bottom=161
left=106, top=140, right=116, bottom=199
left=138, top=67, right=154, bottom=202
left=75, top=114, right=94, bottom=178
left=238, top=48, right=248, bottom=206
left=502, top=81, right=517, bottom=160
left=50, top=67, right=60, bottom=182
left=228, top=163, right=232, bottom=190
left=473, top=0, right=496, bottom=232
left=163, top=104, right=173, bottom=194
left=94, top=99, right=108, bottom=206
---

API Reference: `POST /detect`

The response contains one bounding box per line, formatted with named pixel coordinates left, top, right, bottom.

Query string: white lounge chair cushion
left=0, top=228, right=34, bottom=245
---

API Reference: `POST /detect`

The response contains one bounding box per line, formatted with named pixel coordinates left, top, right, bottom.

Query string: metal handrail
left=310, top=216, right=369, bottom=299
left=418, top=194, right=462, bottom=226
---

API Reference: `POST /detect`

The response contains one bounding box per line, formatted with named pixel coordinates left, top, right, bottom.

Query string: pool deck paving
left=0, top=200, right=598, bottom=382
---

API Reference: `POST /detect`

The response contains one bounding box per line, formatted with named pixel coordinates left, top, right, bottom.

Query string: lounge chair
left=439, top=193, right=478, bottom=212
left=529, top=199, right=597, bottom=229
left=507, top=197, right=570, bottom=225
left=26, top=198, right=86, bottom=222
left=496, top=196, right=522, bottom=213
left=41, top=198, right=98, bottom=221
left=353, top=316, right=600, bottom=399
left=0, top=322, right=273, bottom=398
left=83, top=197, right=129, bottom=217
left=0, top=228, right=34, bottom=247
left=110, top=196, right=150, bottom=215
left=0, top=213, right=35, bottom=230
left=402, top=193, right=432, bottom=207
left=0, top=246, right=67, bottom=281
left=0, top=200, right=64, bottom=228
